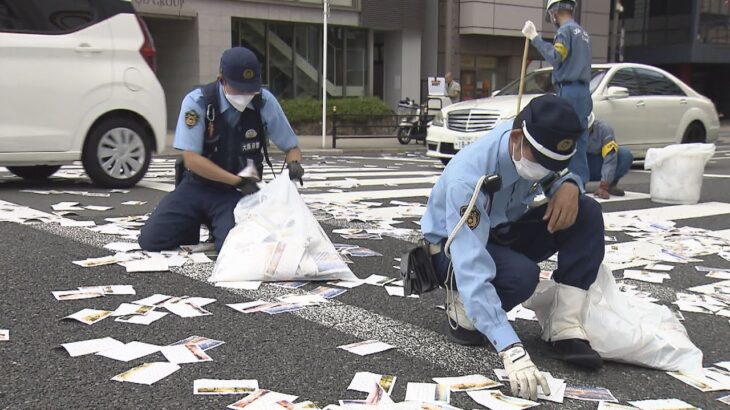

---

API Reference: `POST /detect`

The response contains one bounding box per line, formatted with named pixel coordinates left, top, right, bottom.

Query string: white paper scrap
left=61, top=337, right=125, bottom=357
left=338, top=340, right=395, bottom=356
left=111, top=362, right=180, bottom=385
left=115, top=311, right=168, bottom=325
left=404, top=382, right=450, bottom=403
left=466, top=390, right=539, bottom=410
left=347, top=372, right=397, bottom=395
left=96, top=342, right=161, bottom=362
left=161, top=344, right=212, bottom=364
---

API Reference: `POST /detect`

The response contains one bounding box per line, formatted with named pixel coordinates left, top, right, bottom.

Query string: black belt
left=186, top=171, right=238, bottom=191
left=556, top=80, right=587, bottom=87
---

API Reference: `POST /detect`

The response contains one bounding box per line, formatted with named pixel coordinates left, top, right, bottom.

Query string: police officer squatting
left=586, top=112, right=634, bottom=199
left=402, top=94, right=606, bottom=401
left=523, top=0, right=593, bottom=188
left=138, top=47, right=304, bottom=253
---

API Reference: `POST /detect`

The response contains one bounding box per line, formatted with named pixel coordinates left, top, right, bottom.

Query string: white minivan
left=0, top=0, right=166, bottom=187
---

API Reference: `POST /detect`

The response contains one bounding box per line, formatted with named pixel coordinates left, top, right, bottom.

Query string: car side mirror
left=606, top=86, right=630, bottom=100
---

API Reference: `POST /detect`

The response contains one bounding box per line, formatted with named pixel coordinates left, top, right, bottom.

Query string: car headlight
left=431, top=111, right=445, bottom=127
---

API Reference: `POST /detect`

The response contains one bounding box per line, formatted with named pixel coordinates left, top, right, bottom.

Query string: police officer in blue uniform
left=138, top=47, right=303, bottom=253
left=522, top=0, right=592, bottom=187
left=586, top=113, right=634, bottom=199
left=421, top=95, right=605, bottom=400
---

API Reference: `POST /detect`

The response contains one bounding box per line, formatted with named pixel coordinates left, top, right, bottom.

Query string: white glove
left=522, top=20, right=538, bottom=41
left=500, top=344, right=551, bottom=400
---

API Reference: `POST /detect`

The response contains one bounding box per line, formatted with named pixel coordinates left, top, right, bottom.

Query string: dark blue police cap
left=220, top=47, right=262, bottom=93
left=519, top=94, right=582, bottom=171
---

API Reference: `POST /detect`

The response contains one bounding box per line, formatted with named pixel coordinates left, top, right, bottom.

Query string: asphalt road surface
left=1, top=136, right=730, bottom=409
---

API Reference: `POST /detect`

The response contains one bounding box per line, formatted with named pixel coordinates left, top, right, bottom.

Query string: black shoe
left=548, top=339, right=603, bottom=369
left=440, top=321, right=488, bottom=347
left=608, top=183, right=625, bottom=196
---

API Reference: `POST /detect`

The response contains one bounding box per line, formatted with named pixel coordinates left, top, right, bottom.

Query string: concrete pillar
left=383, top=30, right=422, bottom=110
left=421, top=0, right=439, bottom=80
left=196, top=11, right=232, bottom=85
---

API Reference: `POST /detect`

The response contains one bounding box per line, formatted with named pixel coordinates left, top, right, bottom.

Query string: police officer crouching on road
left=419, top=95, right=605, bottom=400
left=138, top=47, right=304, bottom=253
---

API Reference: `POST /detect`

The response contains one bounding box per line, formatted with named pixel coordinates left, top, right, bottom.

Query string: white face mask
left=512, top=138, right=553, bottom=181
left=224, top=92, right=254, bottom=112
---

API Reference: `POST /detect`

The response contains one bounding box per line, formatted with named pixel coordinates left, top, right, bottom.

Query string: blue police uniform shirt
left=420, top=121, right=582, bottom=352
left=532, top=19, right=592, bottom=85
left=173, top=84, right=298, bottom=154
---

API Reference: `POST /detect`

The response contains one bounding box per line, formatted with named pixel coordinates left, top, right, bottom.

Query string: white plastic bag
left=525, top=265, right=703, bottom=373
left=644, top=143, right=715, bottom=205
left=209, top=170, right=358, bottom=283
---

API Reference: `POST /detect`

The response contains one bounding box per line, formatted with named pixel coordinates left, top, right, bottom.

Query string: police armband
left=601, top=141, right=618, bottom=158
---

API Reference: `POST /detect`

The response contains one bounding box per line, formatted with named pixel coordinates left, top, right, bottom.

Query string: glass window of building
left=699, top=0, right=730, bottom=44
left=233, top=18, right=368, bottom=100
left=268, top=22, right=295, bottom=99
left=345, top=29, right=368, bottom=97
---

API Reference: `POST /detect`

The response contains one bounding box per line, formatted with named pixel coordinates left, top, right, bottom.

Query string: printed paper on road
left=62, top=308, right=112, bottom=325
left=170, top=335, right=224, bottom=351
left=115, top=310, right=167, bottom=325
left=338, top=340, right=395, bottom=356
left=564, top=385, right=617, bottom=402
left=61, top=337, right=125, bottom=357
left=431, top=374, right=502, bottom=392
left=404, top=382, right=450, bottom=403
left=111, top=362, right=180, bottom=385
left=96, top=341, right=161, bottom=362
left=347, top=372, right=397, bottom=395
left=0, top=329, right=8, bottom=341
left=160, top=344, right=212, bottom=364
left=226, top=389, right=298, bottom=409
left=466, top=390, right=539, bottom=410
left=52, top=289, right=104, bottom=301
left=193, top=379, right=259, bottom=395
left=627, top=398, right=700, bottom=409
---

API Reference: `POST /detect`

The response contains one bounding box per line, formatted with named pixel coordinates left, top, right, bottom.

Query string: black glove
left=237, top=177, right=260, bottom=195
left=287, top=161, right=304, bottom=183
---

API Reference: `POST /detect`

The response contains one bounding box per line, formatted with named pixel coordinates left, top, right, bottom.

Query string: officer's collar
left=496, top=129, right=520, bottom=187
left=218, top=83, right=255, bottom=113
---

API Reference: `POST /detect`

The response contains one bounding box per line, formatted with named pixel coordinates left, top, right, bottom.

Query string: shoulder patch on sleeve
left=184, top=110, right=199, bottom=129
left=460, top=206, right=481, bottom=230
left=554, top=42, right=569, bottom=61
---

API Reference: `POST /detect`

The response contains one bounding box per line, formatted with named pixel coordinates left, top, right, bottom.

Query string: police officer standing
left=522, top=0, right=592, bottom=187
left=421, top=95, right=605, bottom=400
left=586, top=113, right=634, bottom=199
left=139, top=47, right=304, bottom=253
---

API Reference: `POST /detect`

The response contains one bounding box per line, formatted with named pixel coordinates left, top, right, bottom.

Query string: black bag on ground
left=400, top=240, right=441, bottom=296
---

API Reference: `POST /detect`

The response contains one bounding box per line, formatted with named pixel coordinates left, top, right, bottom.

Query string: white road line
left=305, top=188, right=433, bottom=203
left=303, top=176, right=439, bottom=189
left=605, top=202, right=730, bottom=221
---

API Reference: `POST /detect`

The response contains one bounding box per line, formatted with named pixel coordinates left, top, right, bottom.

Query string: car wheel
left=6, top=165, right=61, bottom=180
left=682, top=121, right=706, bottom=144
left=440, top=158, right=450, bottom=166
left=82, top=117, right=152, bottom=188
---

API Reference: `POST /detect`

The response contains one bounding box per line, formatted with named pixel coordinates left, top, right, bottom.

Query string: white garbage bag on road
left=644, top=143, right=715, bottom=205
left=209, top=170, right=358, bottom=283
left=524, top=264, right=703, bottom=373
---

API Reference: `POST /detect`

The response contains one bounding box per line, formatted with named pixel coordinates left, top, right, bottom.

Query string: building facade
left=620, top=0, right=730, bottom=117
left=134, top=0, right=611, bottom=129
